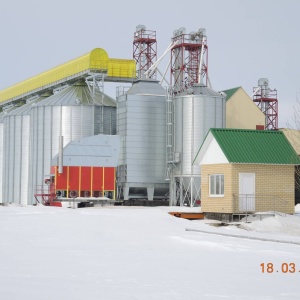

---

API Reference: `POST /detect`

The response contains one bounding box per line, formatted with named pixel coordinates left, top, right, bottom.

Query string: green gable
left=210, top=128, right=300, bottom=165
left=221, top=87, right=240, bottom=101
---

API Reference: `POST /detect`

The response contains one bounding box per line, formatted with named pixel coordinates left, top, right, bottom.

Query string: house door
left=239, top=173, right=255, bottom=212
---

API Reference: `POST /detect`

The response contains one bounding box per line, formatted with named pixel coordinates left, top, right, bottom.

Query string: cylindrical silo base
left=118, top=183, right=169, bottom=201
left=169, top=175, right=201, bottom=207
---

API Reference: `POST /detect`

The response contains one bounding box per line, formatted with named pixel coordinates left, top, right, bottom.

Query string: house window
left=209, top=174, right=224, bottom=196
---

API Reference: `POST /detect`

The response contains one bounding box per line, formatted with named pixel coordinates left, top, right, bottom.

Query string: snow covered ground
left=1, top=204, right=300, bottom=300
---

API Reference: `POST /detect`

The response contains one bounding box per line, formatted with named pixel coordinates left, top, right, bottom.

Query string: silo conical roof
left=180, top=84, right=223, bottom=97
left=35, top=81, right=116, bottom=107
left=4, top=95, right=50, bottom=116
left=127, top=79, right=165, bottom=96
left=0, top=106, right=19, bottom=121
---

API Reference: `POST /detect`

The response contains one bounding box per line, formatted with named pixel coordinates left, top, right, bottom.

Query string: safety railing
left=234, top=194, right=289, bottom=222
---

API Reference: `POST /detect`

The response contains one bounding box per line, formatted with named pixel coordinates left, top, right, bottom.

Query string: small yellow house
left=194, top=129, right=300, bottom=221
left=224, top=87, right=265, bottom=130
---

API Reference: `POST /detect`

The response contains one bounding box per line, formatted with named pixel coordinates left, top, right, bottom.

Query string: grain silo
left=0, top=106, right=20, bottom=203
left=170, top=84, right=225, bottom=206
left=1, top=95, right=49, bottom=204
left=168, top=28, right=226, bottom=206
left=0, top=113, right=4, bottom=203
left=117, top=79, right=169, bottom=201
left=28, top=81, right=117, bottom=204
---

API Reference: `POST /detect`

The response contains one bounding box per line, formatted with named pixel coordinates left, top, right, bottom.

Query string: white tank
left=258, top=78, right=269, bottom=97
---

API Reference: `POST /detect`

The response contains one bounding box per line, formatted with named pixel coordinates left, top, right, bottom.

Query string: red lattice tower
left=253, top=78, right=278, bottom=130
left=133, top=25, right=157, bottom=79
left=170, top=28, right=208, bottom=94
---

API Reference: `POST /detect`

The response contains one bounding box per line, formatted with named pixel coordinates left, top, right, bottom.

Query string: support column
left=147, top=186, right=154, bottom=201
left=123, top=186, right=129, bottom=200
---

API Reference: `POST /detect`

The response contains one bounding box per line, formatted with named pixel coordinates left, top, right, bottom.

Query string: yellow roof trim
left=0, top=48, right=136, bottom=103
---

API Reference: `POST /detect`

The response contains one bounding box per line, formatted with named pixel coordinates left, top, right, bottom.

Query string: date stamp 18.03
left=260, top=263, right=299, bottom=273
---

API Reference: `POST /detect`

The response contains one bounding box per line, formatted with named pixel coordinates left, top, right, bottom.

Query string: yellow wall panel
left=226, top=87, right=265, bottom=129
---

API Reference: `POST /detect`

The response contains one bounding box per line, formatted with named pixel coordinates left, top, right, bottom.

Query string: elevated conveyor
left=0, top=48, right=136, bottom=107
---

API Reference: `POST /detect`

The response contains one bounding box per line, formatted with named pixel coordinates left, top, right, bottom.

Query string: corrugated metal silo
left=117, top=79, right=169, bottom=200
left=0, top=112, right=6, bottom=203
left=0, top=106, right=21, bottom=203
left=171, top=84, right=226, bottom=206
left=2, top=96, right=49, bottom=204
left=28, top=81, right=117, bottom=204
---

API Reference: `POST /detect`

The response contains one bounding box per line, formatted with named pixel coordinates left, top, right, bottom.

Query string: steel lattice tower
left=133, top=25, right=157, bottom=79
left=253, top=78, right=278, bottom=130
left=170, top=28, right=208, bottom=94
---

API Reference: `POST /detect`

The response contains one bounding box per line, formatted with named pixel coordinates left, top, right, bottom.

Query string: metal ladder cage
left=166, top=86, right=175, bottom=165
left=85, top=73, right=106, bottom=134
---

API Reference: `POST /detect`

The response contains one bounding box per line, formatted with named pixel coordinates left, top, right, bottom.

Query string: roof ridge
left=221, top=87, right=241, bottom=101
left=211, top=128, right=282, bottom=133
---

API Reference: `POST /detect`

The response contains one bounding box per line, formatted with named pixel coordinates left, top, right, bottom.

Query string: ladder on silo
left=85, top=73, right=106, bottom=134
left=166, top=87, right=175, bottom=180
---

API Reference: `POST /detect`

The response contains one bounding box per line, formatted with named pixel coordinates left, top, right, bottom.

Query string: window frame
left=209, top=174, right=224, bottom=197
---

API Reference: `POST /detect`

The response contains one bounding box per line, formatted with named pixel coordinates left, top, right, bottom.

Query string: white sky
left=0, top=0, right=299, bottom=128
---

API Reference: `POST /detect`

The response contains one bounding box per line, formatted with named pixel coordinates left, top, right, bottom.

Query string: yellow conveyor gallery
left=0, top=48, right=136, bottom=105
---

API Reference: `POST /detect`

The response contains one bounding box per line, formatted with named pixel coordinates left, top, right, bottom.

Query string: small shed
left=50, top=135, right=120, bottom=200
left=194, top=129, right=300, bottom=220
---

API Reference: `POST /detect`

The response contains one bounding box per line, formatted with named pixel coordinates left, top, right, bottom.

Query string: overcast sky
left=0, top=0, right=299, bottom=128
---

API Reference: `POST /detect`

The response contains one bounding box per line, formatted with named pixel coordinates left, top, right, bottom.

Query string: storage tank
left=171, top=83, right=225, bottom=206
left=0, top=106, right=21, bottom=203
left=0, top=111, right=8, bottom=204
left=117, top=79, right=169, bottom=200
left=2, top=95, right=49, bottom=205
left=0, top=113, right=4, bottom=203
left=28, top=81, right=117, bottom=204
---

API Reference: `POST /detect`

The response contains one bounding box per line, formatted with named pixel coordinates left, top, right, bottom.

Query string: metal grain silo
left=2, top=96, right=48, bottom=205
left=117, top=79, right=169, bottom=201
left=28, top=81, right=116, bottom=204
left=0, top=112, right=6, bottom=204
left=170, top=84, right=225, bottom=206
left=0, top=106, right=21, bottom=203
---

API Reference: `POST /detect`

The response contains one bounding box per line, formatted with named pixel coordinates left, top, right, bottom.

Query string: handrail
left=233, top=193, right=289, bottom=220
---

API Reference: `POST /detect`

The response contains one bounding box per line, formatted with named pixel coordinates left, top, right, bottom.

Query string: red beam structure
left=133, top=25, right=157, bottom=79
left=170, top=28, right=208, bottom=94
left=253, top=78, right=278, bottom=130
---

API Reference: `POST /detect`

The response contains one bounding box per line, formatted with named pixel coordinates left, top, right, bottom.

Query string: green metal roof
left=222, top=87, right=240, bottom=101
left=210, top=128, right=300, bottom=165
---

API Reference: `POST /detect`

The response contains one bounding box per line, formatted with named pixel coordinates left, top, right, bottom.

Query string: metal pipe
left=145, top=40, right=179, bottom=78
left=198, top=36, right=206, bottom=84
left=58, top=135, right=63, bottom=174
left=160, top=59, right=171, bottom=86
